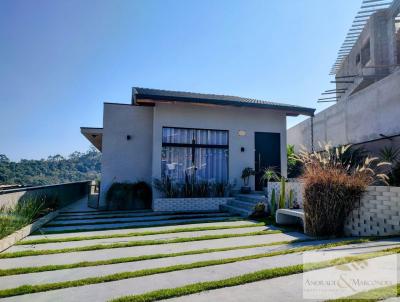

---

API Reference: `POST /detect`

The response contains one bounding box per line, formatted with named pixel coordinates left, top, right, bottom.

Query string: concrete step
left=220, top=204, right=252, bottom=217
left=235, top=194, right=267, bottom=203
left=227, top=199, right=258, bottom=211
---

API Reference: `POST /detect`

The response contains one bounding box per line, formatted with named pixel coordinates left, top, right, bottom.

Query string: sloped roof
left=132, top=87, right=315, bottom=116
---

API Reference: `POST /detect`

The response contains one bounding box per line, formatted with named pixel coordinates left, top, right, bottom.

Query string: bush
left=153, top=176, right=231, bottom=198
left=296, top=144, right=389, bottom=237
left=250, top=202, right=267, bottom=219
left=106, top=181, right=152, bottom=210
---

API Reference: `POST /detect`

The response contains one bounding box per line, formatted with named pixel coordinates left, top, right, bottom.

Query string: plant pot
left=240, top=186, right=251, bottom=194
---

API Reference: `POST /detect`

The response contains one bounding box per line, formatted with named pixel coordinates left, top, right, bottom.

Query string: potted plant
left=241, top=167, right=255, bottom=194
left=260, top=167, right=280, bottom=198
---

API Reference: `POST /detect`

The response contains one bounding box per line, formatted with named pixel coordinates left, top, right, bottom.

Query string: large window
left=161, top=127, right=228, bottom=182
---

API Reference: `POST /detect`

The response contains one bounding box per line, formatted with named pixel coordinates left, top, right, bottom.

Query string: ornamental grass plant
left=295, top=143, right=389, bottom=237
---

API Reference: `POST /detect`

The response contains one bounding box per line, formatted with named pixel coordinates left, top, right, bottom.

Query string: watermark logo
left=303, top=251, right=397, bottom=300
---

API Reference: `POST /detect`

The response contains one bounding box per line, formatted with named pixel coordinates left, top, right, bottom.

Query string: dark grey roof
left=132, top=87, right=315, bottom=116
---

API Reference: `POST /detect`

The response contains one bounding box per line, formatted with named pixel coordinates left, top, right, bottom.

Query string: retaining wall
left=0, top=181, right=90, bottom=209
left=153, top=197, right=234, bottom=212
left=344, top=186, right=400, bottom=236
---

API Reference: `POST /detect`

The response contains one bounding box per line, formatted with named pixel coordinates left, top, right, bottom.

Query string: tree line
left=0, top=147, right=101, bottom=186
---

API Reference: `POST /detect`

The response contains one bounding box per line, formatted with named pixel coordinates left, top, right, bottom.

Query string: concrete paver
left=8, top=226, right=272, bottom=252
left=0, top=232, right=309, bottom=269
left=2, top=242, right=398, bottom=302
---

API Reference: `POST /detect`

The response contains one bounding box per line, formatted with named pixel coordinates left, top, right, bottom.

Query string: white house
left=82, top=87, right=314, bottom=209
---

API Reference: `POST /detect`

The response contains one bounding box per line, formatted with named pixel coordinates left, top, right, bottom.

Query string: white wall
left=151, top=102, right=287, bottom=191
left=99, top=103, right=153, bottom=208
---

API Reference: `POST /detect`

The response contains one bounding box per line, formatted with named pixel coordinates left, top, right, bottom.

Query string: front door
left=254, top=132, right=281, bottom=191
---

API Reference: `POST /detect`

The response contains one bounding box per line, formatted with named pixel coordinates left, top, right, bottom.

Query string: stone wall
left=267, top=181, right=303, bottom=208
left=153, top=197, right=233, bottom=212
left=344, top=186, right=400, bottom=236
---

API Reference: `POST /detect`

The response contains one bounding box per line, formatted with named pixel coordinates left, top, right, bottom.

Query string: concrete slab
left=61, top=198, right=94, bottom=213
left=0, top=238, right=340, bottom=290
left=39, top=216, right=244, bottom=233
left=0, top=232, right=309, bottom=269
left=46, top=213, right=231, bottom=226
left=54, top=211, right=193, bottom=220
left=165, top=254, right=400, bottom=302
left=8, top=226, right=272, bottom=252
left=2, top=242, right=398, bottom=302
left=24, top=219, right=258, bottom=240
left=24, top=220, right=261, bottom=241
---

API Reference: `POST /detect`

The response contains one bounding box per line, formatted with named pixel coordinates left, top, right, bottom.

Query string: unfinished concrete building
left=288, top=0, right=400, bottom=155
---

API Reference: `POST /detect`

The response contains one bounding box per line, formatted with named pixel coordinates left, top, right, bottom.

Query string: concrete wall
left=344, top=186, right=400, bottom=236
left=151, top=102, right=288, bottom=193
left=99, top=103, right=154, bottom=208
left=0, top=181, right=89, bottom=209
left=288, top=68, right=400, bottom=152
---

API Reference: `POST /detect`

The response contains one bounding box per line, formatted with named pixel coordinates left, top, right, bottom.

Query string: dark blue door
left=254, top=132, right=281, bottom=191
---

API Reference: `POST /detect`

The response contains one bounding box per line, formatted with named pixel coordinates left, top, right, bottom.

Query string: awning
left=81, top=127, right=103, bottom=151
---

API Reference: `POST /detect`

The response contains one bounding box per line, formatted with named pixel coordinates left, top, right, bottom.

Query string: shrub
left=269, top=188, right=276, bottom=217
left=279, top=177, right=286, bottom=209
left=250, top=202, right=267, bottom=219
left=153, top=177, right=231, bottom=198
left=106, top=181, right=152, bottom=210
left=241, top=167, right=255, bottom=186
left=296, top=144, right=389, bottom=237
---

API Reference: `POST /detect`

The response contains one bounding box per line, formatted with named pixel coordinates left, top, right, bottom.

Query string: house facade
left=82, top=88, right=314, bottom=209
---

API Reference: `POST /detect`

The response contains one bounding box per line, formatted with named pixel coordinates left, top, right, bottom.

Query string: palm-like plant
left=260, top=167, right=280, bottom=185
left=379, top=146, right=400, bottom=163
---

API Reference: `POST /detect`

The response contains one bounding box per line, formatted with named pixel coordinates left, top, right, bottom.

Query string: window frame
left=161, top=127, right=229, bottom=182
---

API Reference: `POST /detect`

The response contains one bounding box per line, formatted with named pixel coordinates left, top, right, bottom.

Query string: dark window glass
left=161, top=127, right=228, bottom=182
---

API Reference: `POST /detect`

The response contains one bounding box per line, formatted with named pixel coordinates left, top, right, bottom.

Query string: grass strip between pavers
left=328, top=283, right=400, bottom=302
left=109, top=248, right=400, bottom=302
left=34, top=217, right=245, bottom=234
left=45, top=214, right=233, bottom=227
left=20, top=223, right=267, bottom=245
left=0, top=238, right=382, bottom=298
left=0, top=230, right=283, bottom=259
left=0, top=239, right=302, bottom=277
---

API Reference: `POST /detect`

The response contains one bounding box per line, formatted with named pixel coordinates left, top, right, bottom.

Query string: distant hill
left=0, top=148, right=101, bottom=186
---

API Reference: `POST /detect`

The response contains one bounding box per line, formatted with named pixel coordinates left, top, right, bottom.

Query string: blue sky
left=0, top=0, right=360, bottom=161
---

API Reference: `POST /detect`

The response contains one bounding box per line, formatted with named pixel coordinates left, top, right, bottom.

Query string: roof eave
left=135, top=94, right=315, bottom=117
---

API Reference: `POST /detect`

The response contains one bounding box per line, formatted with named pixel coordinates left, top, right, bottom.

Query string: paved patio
left=0, top=199, right=399, bottom=302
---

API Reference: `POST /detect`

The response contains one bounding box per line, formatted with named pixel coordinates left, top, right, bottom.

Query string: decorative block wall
left=153, top=197, right=233, bottom=212
left=344, top=186, right=400, bottom=236
left=267, top=181, right=303, bottom=208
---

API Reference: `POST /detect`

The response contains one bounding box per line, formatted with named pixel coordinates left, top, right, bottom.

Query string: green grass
left=0, top=230, right=283, bottom=259
left=34, top=217, right=245, bottom=234
left=45, top=214, right=233, bottom=227
left=0, top=238, right=380, bottom=298
left=329, top=283, right=399, bottom=301
left=20, top=222, right=267, bottom=245
left=0, top=199, right=44, bottom=239
left=110, top=248, right=400, bottom=302
left=0, top=239, right=303, bottom=277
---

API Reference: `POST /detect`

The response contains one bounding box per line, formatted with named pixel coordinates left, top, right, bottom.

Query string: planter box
left=153, top=197, right=234, bottom=212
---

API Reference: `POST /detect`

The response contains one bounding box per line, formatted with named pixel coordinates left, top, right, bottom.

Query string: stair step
left=235, top=194, right=267, bottom=203
left=220, top=204, right=253, bottom=217
left=227, top=199, right=259, bottom=211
